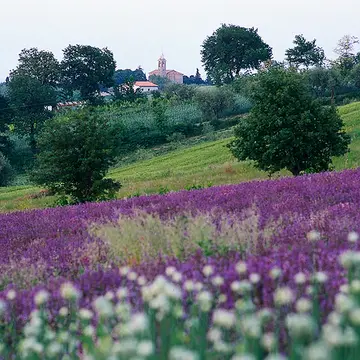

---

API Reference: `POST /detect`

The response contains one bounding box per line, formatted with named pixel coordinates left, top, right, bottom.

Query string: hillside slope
left=1, top=102, right=360, bottom=212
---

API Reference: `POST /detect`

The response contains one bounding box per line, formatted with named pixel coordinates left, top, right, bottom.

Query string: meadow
left=2, top=166, right=360, bottom=358
left=1, top=102, right=360, bottom=359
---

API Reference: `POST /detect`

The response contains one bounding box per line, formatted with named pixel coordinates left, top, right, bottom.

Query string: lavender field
left=3, top=168, right=360, bottom=358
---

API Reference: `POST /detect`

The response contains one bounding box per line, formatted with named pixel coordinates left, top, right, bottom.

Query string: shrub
left=31, top=108, right=122, bottom=203
left=229, top=67, right=351, bottom=176
left=0, top=152, right=14, bottom=186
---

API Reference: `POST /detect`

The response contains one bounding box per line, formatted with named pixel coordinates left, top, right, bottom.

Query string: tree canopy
left=114, top=67, right=147, bottom=85
left=285, top=34, right=325, bottom=68
left=201, top=24, right=272, bottom=84
left=228, top=68, right=350, bottom=176
left=31, top=108, right=122, bottom=203
left=61, top=45, right=116, bottom=102
left=10, top=48, right=60, bottom=86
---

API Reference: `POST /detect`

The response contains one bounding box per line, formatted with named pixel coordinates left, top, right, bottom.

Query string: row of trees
left=201, top=24, right=360, bottom=86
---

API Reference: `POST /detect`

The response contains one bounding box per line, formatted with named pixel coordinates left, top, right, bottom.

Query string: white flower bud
left=212, top=276, right=224, bottom=287
left=235, top=261, right=247, bottom=274
left=307, top=230, right=320, bottom=241
left=296, top=298, right=312, bottom=313
left=274, top=287, right=294, bottom=306
left=203, top=265, right=214, bottom=277
left=60, top=282, right=81, bottom=301
left=249, top=273, right=261, bottom=284
left=7, top=289, right=16, bottom=301
left=212, top=309, right=236, bottom=328
left=34, top=290, right=49, bottom=306
left=348, top=231, right=359, bottom=243
left=269, top=267, right=282, bottom=280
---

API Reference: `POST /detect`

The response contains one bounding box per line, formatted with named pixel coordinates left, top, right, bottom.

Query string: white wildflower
left=350, top=280, right=360, bottom=294
left=286, top=313, right=316, bottom=340
left=339, top=251, right=355, bottom=269
left=241, top=316, right=261, bottom=338
left=127, top=271, right=138, bottom=281
left=119, top=266, right=130, bottom=276
left=172, top=272, right=183, bottom=283
left=46, top=342, right=62, bottom=357
left=197, top=291, right=213, bottom=312
left=261, top=332, right=276, bottom=352
left=294, top=272, right=307, bottom=285
left=235, top=261, right=247, bottom=274
left=274, top=287, right=294, bottom=306
left=83, top=325, right=95, bottom=337
left=307, top=230, right=320, bottom=242
left=163, top=282, right=182, bottom=300
left=79, top=309, right=93, bottom=321
left=269, top=267, right=282, bottom=280
left=129, top=313, right=148, bottom=333
left=183, top=280, right=195, bottom=292
left=194, top=282, right=204, bottom=292
left=305, top=342, right=330, bottom=360
left=249, top=273, right=261, bottom=284
left=93, top=296, right=113, bottom=318
left=34, top=290, right=49, bottom=306
left=212, top=275, right=224, bottom=287
left=7, top=289, right=16, bottom=301
left=335, top=293, right=355, bottom=314
left=212, top=309, right=236, bottom=328
left=340, top=284, right=349, bottom=293
left=207, top=327, right=222, bottom=342
left=137, top=276, right=147, bottom=286
left=218, top=294, right=227, bottom=304
left=327, top=311, right=343, bottom=326
left=165, top=266, right=177, bottom=277
left=105, top=291, right=115, bottom=301
left=350, top=308, right=360, bottom=326
left=58, top=307, right=68, bottom=317
left=60, top=282, right=81, bottom=301
left=296, top=298, right=312, bottom=313
left=348, top=231, right=359, bottom=243
left=116, top=287, right=128, bottom=300
left=137, top=340, right=154, bottom=357
left=313, top=272, right=328, bottom=284
left=203, top=265, right=214, bottom=277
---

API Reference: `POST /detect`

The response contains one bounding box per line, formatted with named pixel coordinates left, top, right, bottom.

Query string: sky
left=0, top=0, right=359, bottom=81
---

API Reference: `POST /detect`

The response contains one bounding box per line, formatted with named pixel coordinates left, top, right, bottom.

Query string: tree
left=61, top=45, right=116, bottom=102
left=334, top=35, right=360, bottom=73
left=114, top=67, right=147, bottom=85
left=113, top=78, right=144, bottom=102
left=194, top=87, right=236, bottom=126
left=7, top=74, right=56, bottom=154
left=0, top=94, right=12, bottom=132
left=285, top=34, right=325, bottom=68
left=228, top=68, right=350, bottom=176
left=201, top=24, right=272, bottom=84
left=0, top=152, right=14, bottom=186
left=163, top=83, right=196, bottom=101
left=31, top=108, right=122, bottom=203
left=10, top=48, right=60, bottom=86
left=148, top=75, right=171, bottom=90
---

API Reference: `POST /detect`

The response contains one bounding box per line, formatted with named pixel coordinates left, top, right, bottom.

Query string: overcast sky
left=1, top=0, right=359, bottom=81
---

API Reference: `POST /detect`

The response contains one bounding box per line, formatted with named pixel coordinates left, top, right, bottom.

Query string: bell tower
left=158, top=54, right=167, bottom=77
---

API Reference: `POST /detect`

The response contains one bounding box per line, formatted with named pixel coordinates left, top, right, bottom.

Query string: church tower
left=158, top=54, right=167, bottom=77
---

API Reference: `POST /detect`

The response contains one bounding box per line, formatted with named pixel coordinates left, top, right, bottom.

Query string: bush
left=6, top=134, right=34, bottom=173
left=0, top=152, right=14, bottom=186
left=31, top=108, right=122, bottom=203
left=194, top=86, right=236, bottom=127
left=229, top=67, right=351, bottom=176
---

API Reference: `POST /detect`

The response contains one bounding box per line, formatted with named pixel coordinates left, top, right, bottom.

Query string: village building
left=148, top=54, right=184, bottom=84
left=134, top=81, right=159, bottom=92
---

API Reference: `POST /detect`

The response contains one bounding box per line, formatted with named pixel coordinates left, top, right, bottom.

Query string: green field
left=1, top=101, right=360, bottom=213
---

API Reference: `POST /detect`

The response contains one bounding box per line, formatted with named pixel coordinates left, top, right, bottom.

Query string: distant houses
left=134, top=81, right=159, bottom=92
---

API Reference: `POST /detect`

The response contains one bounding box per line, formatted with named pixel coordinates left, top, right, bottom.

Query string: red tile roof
left=134, top=81, right=158, bottom=87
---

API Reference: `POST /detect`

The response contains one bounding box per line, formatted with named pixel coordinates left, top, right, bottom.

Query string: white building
left=134, top=81, right=159, bottom=92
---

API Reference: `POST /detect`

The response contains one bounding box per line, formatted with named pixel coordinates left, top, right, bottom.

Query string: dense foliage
left=31, top=109, right=122, bottom=203
left=229, top=68, right=351, bottom=175
left=201, top=24, right=272, bottom=84
left=61, top=45, right=116, bottom=102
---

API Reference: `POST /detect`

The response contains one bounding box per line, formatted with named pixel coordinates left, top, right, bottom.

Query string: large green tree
left=61, top=45, right=116, bottom=102
left=114, top=67, right=147, bottom=85
left=10, top=48, right=60, bottom=86
left=201, top=24, right=272, bottom=84
left=228, top=68, right=350, bottom=176
left=7, top=74, right=56, bottom=154
left=285, top=34, right=325, bottom=68
left=31, top=108, right=122, bottom=203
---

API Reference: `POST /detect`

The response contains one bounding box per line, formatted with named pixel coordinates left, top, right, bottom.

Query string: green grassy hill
left=1, top=101, right=360, bottom=213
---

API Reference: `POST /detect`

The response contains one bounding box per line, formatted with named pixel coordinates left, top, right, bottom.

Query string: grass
left=1, top=101, right=360, bottom=213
